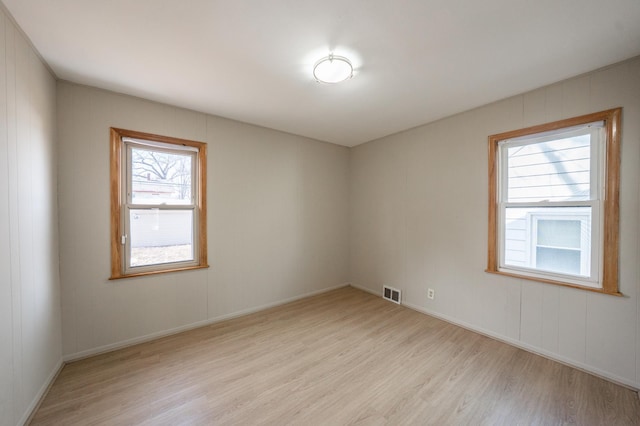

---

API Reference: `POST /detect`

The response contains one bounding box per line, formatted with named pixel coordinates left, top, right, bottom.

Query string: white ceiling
left=3, top=0, right=640, bottom=147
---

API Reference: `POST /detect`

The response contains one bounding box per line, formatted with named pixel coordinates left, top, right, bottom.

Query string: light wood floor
left=31, top=287, right=639, bottom=425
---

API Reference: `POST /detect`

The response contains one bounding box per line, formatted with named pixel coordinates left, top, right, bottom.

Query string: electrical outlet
left=427, top=288, right=435, bottom=300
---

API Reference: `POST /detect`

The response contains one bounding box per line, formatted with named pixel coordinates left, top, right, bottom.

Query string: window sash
left=124, top=207, right=199, bottom=274
left=122, top=139, right=200, bottom=274
left=498, top=124, right=603, bottom=204
left=495, top=123, right=604, bottom=287
left=125, top=142, right=197, bottom=207
left=497, top=204, right=601, bottom=287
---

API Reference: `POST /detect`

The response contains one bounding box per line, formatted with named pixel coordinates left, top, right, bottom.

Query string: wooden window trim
left=486, top=108, right=621, bottom=296
left=110, top=128, right=208, bottom=280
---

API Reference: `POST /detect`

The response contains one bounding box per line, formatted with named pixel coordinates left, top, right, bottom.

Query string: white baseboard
left=19, top=358, right=64, bottom=426
left=349, top=283, right=639, bottom=391
left=349, top=283, right=377, bottom=296
left=64, top=283, right=350, bottom=363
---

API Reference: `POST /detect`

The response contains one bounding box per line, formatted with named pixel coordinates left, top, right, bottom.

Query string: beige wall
left=57, top=82, right=350, bottom=360
left=349, top=57, right=640, bottom=388
left=0, top=8, right=61, bottom=426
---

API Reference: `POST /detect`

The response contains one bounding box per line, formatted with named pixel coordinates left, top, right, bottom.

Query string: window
left=110, top=128, right=208, bottom=279
left=531, top=213, right=590, bottom=276
left=487, top=108, right=621, bottom=295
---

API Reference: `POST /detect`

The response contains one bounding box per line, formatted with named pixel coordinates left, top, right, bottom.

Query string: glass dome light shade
left=313, top=54, right=353, bottom=84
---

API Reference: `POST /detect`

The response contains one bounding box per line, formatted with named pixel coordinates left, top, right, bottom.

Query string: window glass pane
left=506, top=134, right=590, bottom=202
left=503, top=206, right=590, bottom=277
left=131, top=147, right=192, bottom=205
left=537, top=220, right=581, bottom=248
left=129, top=209, right=194, bottom=267
left=536, top=247, right=581, bottom=275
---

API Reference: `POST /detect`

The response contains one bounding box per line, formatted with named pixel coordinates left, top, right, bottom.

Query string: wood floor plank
left=30, top=287, right=640, bottom=425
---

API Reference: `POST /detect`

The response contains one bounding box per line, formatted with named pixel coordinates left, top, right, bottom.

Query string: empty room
left=1, top=1, right=640, bottom=425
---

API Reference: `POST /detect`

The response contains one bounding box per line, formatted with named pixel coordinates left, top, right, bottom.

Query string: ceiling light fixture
left=313, top=54, right=353, bottom=84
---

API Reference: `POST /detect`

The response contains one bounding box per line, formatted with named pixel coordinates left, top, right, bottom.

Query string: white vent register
left=383, top=285, right=401, bottom=304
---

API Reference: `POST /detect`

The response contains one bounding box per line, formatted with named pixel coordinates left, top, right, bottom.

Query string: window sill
left=485, top=269, right=623, bottom=297
left=110, top=264, right=210, bottom=280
